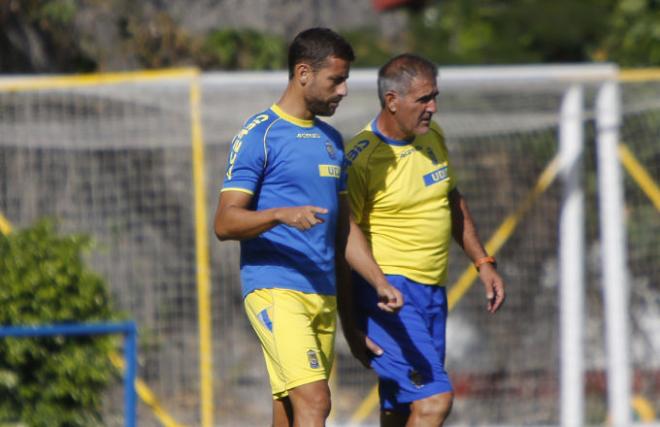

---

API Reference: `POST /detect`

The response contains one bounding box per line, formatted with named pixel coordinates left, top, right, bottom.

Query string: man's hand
left=275, top=206, right=328, bottom=230
left=374, top=281, right=403, bottom=313
left=479, top=264, right=505, bottom=313
left=345, top=329, right=383, bottom=369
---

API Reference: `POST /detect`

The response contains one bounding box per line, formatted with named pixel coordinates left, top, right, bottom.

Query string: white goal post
left=204, top=64, right=631, bottom=426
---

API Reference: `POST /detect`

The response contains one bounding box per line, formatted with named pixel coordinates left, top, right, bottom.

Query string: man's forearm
left=450, top=189, right=488, bottom=262
left=215, top=205, right=281, bottom=241
left=345, top=220, right=390, bottom=289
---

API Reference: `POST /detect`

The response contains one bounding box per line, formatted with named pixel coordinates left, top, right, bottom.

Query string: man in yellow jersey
left=214, top=28, right=402, bottom=427
left=345, top=53, right=506, bottom=426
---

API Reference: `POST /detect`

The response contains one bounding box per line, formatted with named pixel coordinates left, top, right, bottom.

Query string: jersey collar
left=271, top=104, right=315, bottom=128
left=370, top=116, right=413, bottom=146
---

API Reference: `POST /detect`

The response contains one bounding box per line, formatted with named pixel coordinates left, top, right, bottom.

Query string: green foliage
left=39, top=0, right=77, bottom=25
left=600, top=0, right=660, bottom=66
left=2, top=0, right=660, bottom=72
left=0, top=221, right=119, bottom=427
left=342, top=29, right=392, bottom=67
left=119, top=10, right=196, bottom=69
left=407, top=0, right=616, bottom=65
left=201, top=29, right=286, bottom=70
left=0, top=0, right=96, bottom=72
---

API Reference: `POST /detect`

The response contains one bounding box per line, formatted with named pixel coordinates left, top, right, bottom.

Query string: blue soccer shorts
left=353, top=273, right=453, bottom=412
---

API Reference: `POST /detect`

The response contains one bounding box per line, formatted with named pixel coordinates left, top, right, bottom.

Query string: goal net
left=0, top=70, right=203, bottom=426
left=0, top=65, right=658, bottom=426
left=202, top=65, right=659, bottom=426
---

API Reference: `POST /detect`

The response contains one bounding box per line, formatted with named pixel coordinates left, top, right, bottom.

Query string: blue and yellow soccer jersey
left=346, top=118, right=456, bottom=285
left=222, top=104, right=346, bottom=297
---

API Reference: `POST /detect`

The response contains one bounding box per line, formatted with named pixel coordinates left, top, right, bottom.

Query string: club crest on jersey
left=423, top=166, right=449, bottom=186
left=307, top=349, right=320, bottom=369
left=325, top=142, right=337, bottom=160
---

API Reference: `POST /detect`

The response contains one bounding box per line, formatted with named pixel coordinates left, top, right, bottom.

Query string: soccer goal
left=202, top=64, right=659, bottom=427
left=0, top=69, right=213, bottom=427
left=1, top=64, right=658, bottom=426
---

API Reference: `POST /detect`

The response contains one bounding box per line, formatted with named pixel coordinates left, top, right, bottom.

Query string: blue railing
left=0, top=321, right=138, bottom=427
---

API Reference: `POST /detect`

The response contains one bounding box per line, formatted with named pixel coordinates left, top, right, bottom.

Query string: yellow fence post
left=189, top=70, right=215, bottom=427
left=0, top=213, right=12, bottom=236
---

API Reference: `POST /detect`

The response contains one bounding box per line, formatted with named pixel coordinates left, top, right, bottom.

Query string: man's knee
left=412, top=392, right=454, bottom=421
left=305, top=389, right=331, bottom=416
left=289, top=380, right=332, bottom=418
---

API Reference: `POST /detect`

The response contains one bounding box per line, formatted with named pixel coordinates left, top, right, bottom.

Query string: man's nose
left=336, top=81, right=348, bottom=97
left=426, top=98, right=437, bottom=113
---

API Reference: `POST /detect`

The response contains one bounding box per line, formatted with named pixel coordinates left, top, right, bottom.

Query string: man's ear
left=295, top=63, right=312, bottom=85
left=385, top=91, right=397, bottom=113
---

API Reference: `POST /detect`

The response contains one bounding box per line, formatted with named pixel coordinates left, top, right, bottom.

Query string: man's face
left=304, top=56, right=350, bottom=117
left=393, top=75, right=438, bottom=138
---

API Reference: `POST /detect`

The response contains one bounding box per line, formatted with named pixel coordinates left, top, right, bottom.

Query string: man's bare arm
left=449, top=188, right=505, bottom=313
left=214, top=190, right=328, bottom=241
left=345, top=212, right=403, bottom=313
left=336, top=195, right=384, bottom=367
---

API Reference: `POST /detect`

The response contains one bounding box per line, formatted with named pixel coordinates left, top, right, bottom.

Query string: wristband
left=474, top=256, right=496, bottom=271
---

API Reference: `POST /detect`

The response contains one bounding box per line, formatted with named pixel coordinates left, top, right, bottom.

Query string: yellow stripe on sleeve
left=220, top=188, right=254, bottom=195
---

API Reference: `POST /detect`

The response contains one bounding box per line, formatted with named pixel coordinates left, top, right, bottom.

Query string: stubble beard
left=307, top=96, right=340, bottom=117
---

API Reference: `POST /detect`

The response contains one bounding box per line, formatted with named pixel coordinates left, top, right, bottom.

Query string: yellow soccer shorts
left=244, top=288, right=337, bottom=399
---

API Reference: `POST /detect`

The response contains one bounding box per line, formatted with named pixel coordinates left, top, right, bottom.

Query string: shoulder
left=234, top=109, right=282, bottom=144
left=315, top=119, right=343, bottom=143
left=345, top=127, right=380, bottom=167
left=428, top=121, right=446, bottom=141
left=427, top=121, right=450, bottom=150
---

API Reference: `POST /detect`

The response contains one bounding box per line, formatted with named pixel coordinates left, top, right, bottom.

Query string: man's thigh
left=244, top=288, right=336, bottom=398
left=354, top=274, right=453, bottom=411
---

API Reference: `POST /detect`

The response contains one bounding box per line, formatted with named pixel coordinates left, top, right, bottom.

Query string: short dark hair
left=378, top=53, right=438, bottom=108
left=288, top=27, right=355, bottom=79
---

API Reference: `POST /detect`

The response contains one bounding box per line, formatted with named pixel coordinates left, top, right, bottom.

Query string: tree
left=599, top=0, right=660, bottom=66
left=201, top=29, right=286, bottom=70
left=0, top=0, right=96, bottom=72
left=0, top=221, right=120, bottom=427
left=406, top=0, right=617, bottom=65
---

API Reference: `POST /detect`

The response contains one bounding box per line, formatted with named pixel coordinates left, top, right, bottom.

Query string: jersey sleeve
left=346, top=146, right=368, bottom=224
left=221, top=126, right=267, bottom=194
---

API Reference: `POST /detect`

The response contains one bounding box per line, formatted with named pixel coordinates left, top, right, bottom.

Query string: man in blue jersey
left=214, top=28, right=402, bottom=427
left=345, top=54, right=506, bottom=426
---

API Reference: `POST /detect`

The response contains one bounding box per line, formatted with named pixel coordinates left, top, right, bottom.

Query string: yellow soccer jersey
left=346, top=118, right=456, bottom=285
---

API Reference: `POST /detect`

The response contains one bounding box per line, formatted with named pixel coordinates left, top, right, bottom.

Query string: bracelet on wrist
left=474, top=256, right=497, bottom=271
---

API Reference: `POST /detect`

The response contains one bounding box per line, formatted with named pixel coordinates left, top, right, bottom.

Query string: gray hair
left=377, top=54, right=438, bottom=108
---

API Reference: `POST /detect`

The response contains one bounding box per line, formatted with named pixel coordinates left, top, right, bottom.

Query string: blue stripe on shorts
left=353, top=273, right=453, bottom=412
left=257, top=308, right=273, bottom=331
